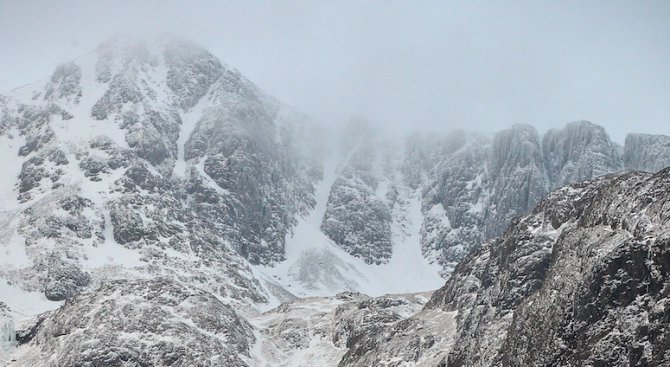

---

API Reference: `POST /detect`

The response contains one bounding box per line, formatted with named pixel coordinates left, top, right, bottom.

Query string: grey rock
left=486, top=124, right=548, bottom=237
left=4, top=35, right=670, bottom=367
left=43, top=256, right=91, bottom=301
left=79, top=154, right=109, bottom=178
left=426, top=169, right=670, bottom=367
left=543, top=120, right=621, bottom=189
left=322, top=145, right=392, bottom=264
left=422, top=135, right=489, bottom=271
left=163, top=37, right=224, bottom=110
left=184, top=101, right=319, bottom=265
left=329, top=293, right=454, bottom=367
left=415, top=122, right=651, bottom=273
left=0, top=37, right=321, bottom=315
left=624, top=133, right=670, bottom=173
left=414, top=125, right=548, bottom=272
left=44, top=61, right=82, bottom=103
left=13, top=278, right=254, bottom=367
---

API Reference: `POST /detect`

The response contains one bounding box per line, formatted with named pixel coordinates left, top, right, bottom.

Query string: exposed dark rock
left=485, top=124, right=548, bottom=238
left=425, top=169, right=670, bottom=367
left=163, top=37, right=224, bottom=110
left=43, top=256, right=91, bottom=301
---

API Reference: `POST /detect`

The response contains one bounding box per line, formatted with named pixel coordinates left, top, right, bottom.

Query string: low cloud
left=1, top=0, right=669, bottom=142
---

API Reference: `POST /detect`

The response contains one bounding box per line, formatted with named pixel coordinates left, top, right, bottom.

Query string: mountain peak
left=542, top=120, right=621, bottom=188
left=88, top=34, right=225, bottom=110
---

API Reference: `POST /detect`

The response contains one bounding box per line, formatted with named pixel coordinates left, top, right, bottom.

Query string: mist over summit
left=0, top=21, right=668, bottom=367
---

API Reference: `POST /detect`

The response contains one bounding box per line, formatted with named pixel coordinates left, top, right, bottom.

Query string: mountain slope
left=426, top=168, right=670, bottom=366
left=543, top=120, right=622, bottom=189
left=0, top=35, right=323, bottom=325
left=260, top=119, right=445, bottom=298
left=1, top=35, right=670, bottom=367
left=337, top=168, right=670, bottom=366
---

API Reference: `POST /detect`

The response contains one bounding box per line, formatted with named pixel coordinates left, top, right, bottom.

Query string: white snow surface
left=81, top=211, right=143, bottom=268
left=172, top=95, right=209, bottom=178
left=2, top=37, right=447, bottom=314
left=257, top=154, right=444, bottom=299
left=0, top=40, right=156, bottom=325
left=0, top=131, right=30, bottom=271
left=0, top=131, right=24, bottom=209
left=0, top=282, right=60, bottom=320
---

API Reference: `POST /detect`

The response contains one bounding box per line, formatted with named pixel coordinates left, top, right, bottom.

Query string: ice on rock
left=0, top=302, right=18, bottom=366
left=624, top=133, right=670, bottom=173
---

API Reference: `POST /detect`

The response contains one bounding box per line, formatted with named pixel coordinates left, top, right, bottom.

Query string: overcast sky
left=1, top=0, right=669, bottom=142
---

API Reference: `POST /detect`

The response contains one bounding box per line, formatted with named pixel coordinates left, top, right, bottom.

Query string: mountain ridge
left=1, top=36, right=669, bottom=366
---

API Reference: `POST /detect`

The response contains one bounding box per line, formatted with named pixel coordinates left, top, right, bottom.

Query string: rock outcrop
left=624, top=133, right=670, bottom=173
left=543, top=120, right=622, bottom=189
left=415, top=121, right=667, bottom=273
left=11, top=279, right=255, bottom=367
left=426, top=168, right=670, bottom=366
left=321, top=130, right=393, bottom=264
left=2, top=34, right=670, bottom=367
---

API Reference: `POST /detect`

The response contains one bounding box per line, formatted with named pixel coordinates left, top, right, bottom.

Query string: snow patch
left=0, top=280, right=61, bottom=319
left=257, top=153, right=444, bottom=298
left=173, top=95, right=209, bottom=178
left=0, top=130, right=24, bottom=209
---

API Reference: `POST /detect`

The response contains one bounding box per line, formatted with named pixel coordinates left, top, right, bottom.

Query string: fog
left=1, top=0, right=669, bottom=142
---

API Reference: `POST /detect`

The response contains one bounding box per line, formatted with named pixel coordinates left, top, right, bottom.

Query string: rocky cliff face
left=543, top=120, right=622, bottom=189
left=0, top=36, right=324, bottom=366
left=335, top=169, right=670, bottom=367
left=424, top=168, right=670, bottom=366
left=321, top=119, right=395, bottom=265
left=624, top=133, right=670, bottom=173
left=319, top=118, right=668, bottom=275
left=415, top=131, right=490, bottom=273
left=11, top=279, right=255, bottom=367
left=10, top=168, right=670, bottom=367
left=0, top=35, right=321, bottom=310
left=415, top=121, right=668, bottom=273
left=486, top=124, right=548, bottom=238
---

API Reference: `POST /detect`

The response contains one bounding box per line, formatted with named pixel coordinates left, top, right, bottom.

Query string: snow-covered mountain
left=328, top=168, right=670, bottom=366
left=1, top=35, right=322, bottom=301
left=407, top=121, right=664, bottom=275
left=426, top=168, right=670, bottom=366
left=0, top=35, right=323, bottom=365
left=1, top=36, right=669, bottom=366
